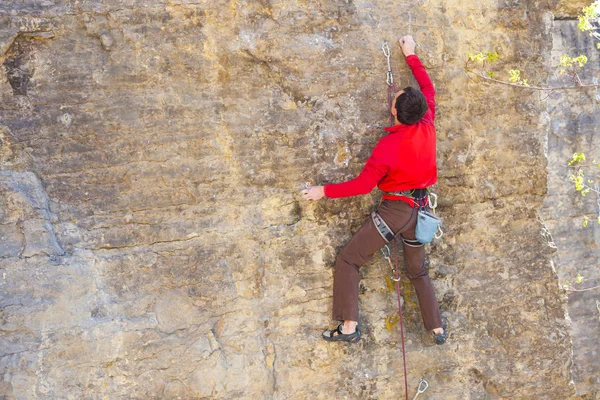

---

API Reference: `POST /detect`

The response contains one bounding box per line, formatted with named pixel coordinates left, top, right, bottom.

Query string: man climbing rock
left=302, top=35, right=446, bottom=345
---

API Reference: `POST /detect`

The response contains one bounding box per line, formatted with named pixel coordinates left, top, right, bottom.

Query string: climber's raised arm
left=399, top=35, right=436, bottom=120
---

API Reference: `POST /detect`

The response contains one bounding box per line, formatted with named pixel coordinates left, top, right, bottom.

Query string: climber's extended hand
left=399, top=35, right=416, bottom=57
left=302, top=186, right=325, bottom=201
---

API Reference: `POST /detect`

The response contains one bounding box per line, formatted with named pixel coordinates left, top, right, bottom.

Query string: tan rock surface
left=541, top=16, right=600, bottom=397
left=554, top=0, right=592, bottom=18
left=0, top=0, right=594, bottom=399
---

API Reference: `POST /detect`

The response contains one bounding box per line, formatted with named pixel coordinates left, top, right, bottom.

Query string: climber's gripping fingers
left=398, top=35, right=416, bottom=57
left=302, top=186, right=325, bottom=201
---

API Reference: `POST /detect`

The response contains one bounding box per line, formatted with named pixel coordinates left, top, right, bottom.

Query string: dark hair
left=395, top=87, right=428, bottom=125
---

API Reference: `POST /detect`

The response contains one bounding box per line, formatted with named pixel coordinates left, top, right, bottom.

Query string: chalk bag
left=415, top=208, right=441, bottom=244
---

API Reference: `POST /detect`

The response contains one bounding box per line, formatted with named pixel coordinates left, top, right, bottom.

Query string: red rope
left=385, top=56, right=407, bottom=399
left=383, top=46, right=408, bottom=396
left=392, top=238, right=409, bottom=400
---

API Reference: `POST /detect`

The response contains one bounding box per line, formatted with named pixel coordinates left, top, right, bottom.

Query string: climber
left=302, top=35, right=446, bottom=345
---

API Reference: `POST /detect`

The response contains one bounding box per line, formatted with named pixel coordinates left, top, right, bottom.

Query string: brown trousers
left=332, top=200, right=442, bottom=331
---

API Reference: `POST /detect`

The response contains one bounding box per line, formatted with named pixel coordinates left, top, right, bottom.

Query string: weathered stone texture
left=0, top=0, right=590, bottom=399
left=554, top=0, right=592, bottom=18
left=541, top=18, right=600, bottom=398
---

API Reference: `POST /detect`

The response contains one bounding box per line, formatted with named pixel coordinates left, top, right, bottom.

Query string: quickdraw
left=382, top=42, right=398, bottom=126
left=380, top=244, right=399, bottom=282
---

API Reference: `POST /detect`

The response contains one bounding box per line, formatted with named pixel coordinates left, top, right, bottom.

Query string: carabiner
left=386, top=71, right=394, bottom=86
left=417, top=377, right=429, bottom=393
left=428, top=192, right=438, bottom=210
left=412, top=377, right=429, bottom=399
left=380, top=245, right=391, bottom=260
left=382, top=42, right=391, bottom=57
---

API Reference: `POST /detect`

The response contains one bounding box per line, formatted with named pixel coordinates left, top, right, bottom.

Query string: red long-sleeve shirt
left=324, top=54, right=436, bottom=207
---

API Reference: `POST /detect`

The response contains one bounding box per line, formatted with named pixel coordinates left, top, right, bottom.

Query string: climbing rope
left=382, top=243, right=430, bottom=399
left=381, top=41, right=409, bottom=400
left=380, top=243, right=408, bottom=400
left=381, top=41, right=432, bottom=400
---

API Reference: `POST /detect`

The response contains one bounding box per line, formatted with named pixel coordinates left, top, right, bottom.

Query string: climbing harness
left=372, top=211, right=396, bottom=243
left=385, top=188, right=429, bottom=200
left=412, top=377, right=429, bottom=399
left=377, top=189, right=443, bottom=244
left=372, top=205, right=417, bottom=245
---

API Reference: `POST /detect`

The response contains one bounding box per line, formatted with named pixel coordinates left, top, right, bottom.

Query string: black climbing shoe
left=322, top=324, right=361, bottom=343
left=434, top=328, right=446, bottom=345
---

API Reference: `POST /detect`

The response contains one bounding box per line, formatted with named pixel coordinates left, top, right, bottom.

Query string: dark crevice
left=2, top=31, right=54, bottom=96
left=553, top=16, right=579, bottom=21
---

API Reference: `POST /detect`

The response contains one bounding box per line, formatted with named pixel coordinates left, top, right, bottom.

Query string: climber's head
left=391, top=87, right=428, bottom=125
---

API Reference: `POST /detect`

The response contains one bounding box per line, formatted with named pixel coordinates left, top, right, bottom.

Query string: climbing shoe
left=434, top=328, right=447, bottom=345
left=322, top=324, right=361, bottom=343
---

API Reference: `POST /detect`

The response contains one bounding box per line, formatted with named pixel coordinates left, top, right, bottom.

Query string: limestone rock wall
left=0, top=1, right=583, bottom=399
left=541, top=16, right=600, bottom=398
left=554, top=0, right=593, bottom=18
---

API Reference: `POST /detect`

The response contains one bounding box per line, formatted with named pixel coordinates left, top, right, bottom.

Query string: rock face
left=554, top=0, right=594, bottom=18
left=541, top=16, right=600, bottom=398
left=0, top=0, right=593, bottom=399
